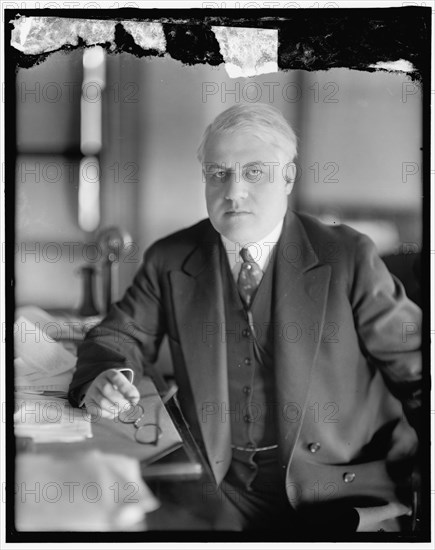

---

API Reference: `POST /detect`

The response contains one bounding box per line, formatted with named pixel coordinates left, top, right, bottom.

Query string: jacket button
left=308, top=442, right=321, bottom=453
left=343, top=472, right=356, bottom=483
left=244, top=357, right=252, bottom=366
left=243, top=386, right=251, bottom=395
left=242, top=328, right=250, bottom=337
left=244, top=414, right=254, bottom=423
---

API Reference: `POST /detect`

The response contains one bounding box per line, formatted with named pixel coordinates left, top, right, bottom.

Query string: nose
left=224, top=171, right=248, bottom=201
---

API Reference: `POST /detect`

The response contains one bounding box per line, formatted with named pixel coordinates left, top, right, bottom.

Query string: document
left=15, top=449, right=160, bottom=531
left=14, top=393, right=92, bottom=443
left=14, top=315, right=77, bottom=395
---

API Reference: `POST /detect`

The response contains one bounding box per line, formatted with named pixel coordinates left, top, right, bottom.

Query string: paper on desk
left=15, top=305, right=101, bottom=340
left=15, top=449, right=160, bottom=531
left=14, top=363, right=75, bottom=394
left=14, top=394, right=92, bottom=442
left=14, top=316, right=77, bottom=395
left=15, top=316, right=76, bottom=375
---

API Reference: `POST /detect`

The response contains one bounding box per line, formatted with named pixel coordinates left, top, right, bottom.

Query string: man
left=69, top=103, right=421, bottom=533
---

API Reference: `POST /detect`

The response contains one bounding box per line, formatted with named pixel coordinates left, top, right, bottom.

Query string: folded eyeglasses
left=118, top=385, right=178, bottom=445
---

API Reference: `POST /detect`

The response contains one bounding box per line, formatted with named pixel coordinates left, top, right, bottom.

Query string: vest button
left=243, top=386, right=252, bottom=395
left=242, top=328, right=250, bottom=337
left=343, top=472, right=356, bottom=483
left=244, top=415, right=254, bottom=423
left=244, top=357, right=252, bottom=366
left=246, top=264, right=252, bottom=270
left=308, top=442, right=321, bottom=453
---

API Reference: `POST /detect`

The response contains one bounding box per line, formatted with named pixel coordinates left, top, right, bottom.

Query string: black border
left=4, top=6, right=432, bottom=544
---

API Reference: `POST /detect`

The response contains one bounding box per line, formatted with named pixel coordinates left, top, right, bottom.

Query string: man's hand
left=355, top=502, right=412, bottom=532
left=82, top=369, right=141, bottom=419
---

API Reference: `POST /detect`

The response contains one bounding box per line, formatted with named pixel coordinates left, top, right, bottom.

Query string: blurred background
left=15, top=48, right=422, bottom=317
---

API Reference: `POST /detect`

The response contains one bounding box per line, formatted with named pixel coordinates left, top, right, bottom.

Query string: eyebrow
left=204, top=161, right=266, bottom=170
left=243, top=161, right=264, bottom=168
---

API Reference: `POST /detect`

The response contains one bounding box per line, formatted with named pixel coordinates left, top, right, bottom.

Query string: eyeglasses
left=118, top=385, right=178, bottom=445
left=118, top=395, right=162, bottom=445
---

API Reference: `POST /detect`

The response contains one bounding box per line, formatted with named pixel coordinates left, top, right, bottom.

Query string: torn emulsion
left=212, top=26, right=278, bottom=78
left=369, top=59, right=415, bottom=74
left=9, top=13, right=427, bottom=81
left=11, top=17, right=118, bottom=55
left=10, top=16, right=166, bottom=58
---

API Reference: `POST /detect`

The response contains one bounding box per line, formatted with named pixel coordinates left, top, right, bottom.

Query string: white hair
left=197, top=103, right=298, bottom=164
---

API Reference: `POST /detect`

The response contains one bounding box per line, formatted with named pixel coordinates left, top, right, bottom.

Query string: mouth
left=225, top=210, right=252, bottom=217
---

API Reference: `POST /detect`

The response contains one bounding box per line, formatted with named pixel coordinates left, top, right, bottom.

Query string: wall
left=136, top=56, right=304, bottom=255
left=296, top=68, right=422, bottom=251
left=15, top=50, right=85, bottom=309
left=297, top=68, right=422, bottom=212
left=14, top=52, right=422, bottom=312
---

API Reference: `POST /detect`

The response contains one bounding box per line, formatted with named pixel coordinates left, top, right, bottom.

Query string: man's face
left=203, top=131, right=294, bottom=245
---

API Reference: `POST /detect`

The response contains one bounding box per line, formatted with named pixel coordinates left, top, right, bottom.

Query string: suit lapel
left=169, top=223, right=231, bottom=485
left=273, top=211, right=331, bottom=467
left=169, top=213, right=332, bottom=480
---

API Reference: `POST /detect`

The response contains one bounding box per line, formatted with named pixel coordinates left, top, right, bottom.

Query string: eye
left=244, top=167, right=263, bottom=182
left=207, top=170, right=227, bottom=183
left=204, top=169, right=227, bottom=183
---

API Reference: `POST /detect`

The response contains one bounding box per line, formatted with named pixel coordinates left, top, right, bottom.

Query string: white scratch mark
left=212, top=26, right=278, bottom=78
left=121, top=21, right=166, bottom=53
left=369, top=59, right=415, bottom=73
left=10, top=16, right=167, bottom=56
left=11, top=16, right=116, bottom=55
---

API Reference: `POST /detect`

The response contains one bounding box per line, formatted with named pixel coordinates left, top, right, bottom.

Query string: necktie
left=237, top=247, right=263, bottom=309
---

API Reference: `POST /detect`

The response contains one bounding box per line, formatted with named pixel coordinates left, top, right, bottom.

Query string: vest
left=220, top=244, right=278, bottom=449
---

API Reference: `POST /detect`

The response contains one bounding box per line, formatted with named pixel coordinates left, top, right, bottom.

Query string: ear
left=283, top=162, right=297, bottom=195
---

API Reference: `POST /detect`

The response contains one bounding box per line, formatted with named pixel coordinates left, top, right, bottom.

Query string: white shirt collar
left=220, top=219, right=284, bottom=279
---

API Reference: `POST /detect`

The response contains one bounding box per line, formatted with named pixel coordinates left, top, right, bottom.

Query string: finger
left=84, top=397, right=117, bottom=419
left=95, top=383, right=133, bottom=414
left=94, top=372, right=132, bottom=402
left=84, top=382, right=131, bottom=418
left=383, top=502, right=412, bottom=519
left=356, top=503, right=412, bottom=531
left=104, top=370, right=140, bottom=404
left=366, top=502, right=411, bottom=522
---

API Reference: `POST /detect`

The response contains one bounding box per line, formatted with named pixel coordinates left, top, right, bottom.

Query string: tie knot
left=240, top=247, right=254, bottom=263
left=237, top=246, right=262, bottom=309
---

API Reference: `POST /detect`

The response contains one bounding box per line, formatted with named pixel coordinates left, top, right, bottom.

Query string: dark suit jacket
left=69, top=210, right=421, bottom=513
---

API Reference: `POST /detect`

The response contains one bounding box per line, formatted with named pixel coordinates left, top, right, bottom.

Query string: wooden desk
left=15, top=387, right=218, bottom=532
left=14, top=308, right=221, bottom=532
